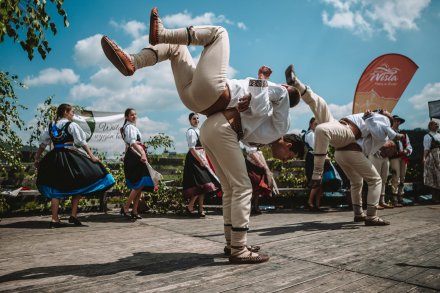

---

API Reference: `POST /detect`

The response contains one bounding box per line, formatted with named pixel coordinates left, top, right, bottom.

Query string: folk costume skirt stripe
left=182, top=150, right=220, bottom=199
left=124, top=147, right=155, bottom=191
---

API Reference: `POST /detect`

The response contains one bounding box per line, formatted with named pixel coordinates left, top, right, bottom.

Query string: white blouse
left=123, top=122, right=142, bottom=146
left=423, top=131, right=440, bottom=151
left=39, top=118, right=87, bottom=147
left=186, top=127, right=200, bottom=149
left=304, top=130, right=315, bottom=151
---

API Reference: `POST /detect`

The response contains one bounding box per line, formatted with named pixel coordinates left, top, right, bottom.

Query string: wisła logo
left=369, top=63, right=399, bottom=82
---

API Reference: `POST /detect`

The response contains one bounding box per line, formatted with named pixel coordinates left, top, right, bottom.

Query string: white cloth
left=123, top=122, right=142, bottom=146
left=304, top=130, right=315, bottom=151
left=186, top=127, right=200, bottom=149
left=423, top=131, right=440, bottom=150
left=226, top=78, right=290, bottom=145
left=39, top=118, right=87, bottom=147
left=345, top=113, right=397, bottom=156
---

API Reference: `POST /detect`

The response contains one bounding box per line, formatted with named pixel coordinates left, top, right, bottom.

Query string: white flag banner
left=73, top=110, right=125, bottom=159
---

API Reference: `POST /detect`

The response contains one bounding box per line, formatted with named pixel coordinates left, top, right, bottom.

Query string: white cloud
left=408, top=82, right=440, bottom=110
left=136, top=116, right=169, bottom=134
left=321, top=0, right=430, bottom=41
left=237, top=22, right=248, bottom=30
left=74, top=34, right=108, bottom=67
left=24, top=68, right=79, bottom=86
left=110, top=20, right=146, bottom=39
left=328, top=101, right=353, bottom=119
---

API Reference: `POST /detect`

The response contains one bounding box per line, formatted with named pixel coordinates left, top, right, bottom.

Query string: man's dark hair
left=283, top=133, right=305, bottom=159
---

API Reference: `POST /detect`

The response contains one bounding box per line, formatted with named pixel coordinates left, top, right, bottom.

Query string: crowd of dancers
left=33, top=7, right=440, bottom=264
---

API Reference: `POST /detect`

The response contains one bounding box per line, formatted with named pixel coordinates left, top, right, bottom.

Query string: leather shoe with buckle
left=365, top=217, right=390, bottom=226
left=68, top=216, right=83, bottom=226
left=229, top=250, right=270, bottom=264
left=49, top=221, right=68, bottom=229
left=224, top=245, right=261, bottom=257
left=101, top=36, right=135, bottom=76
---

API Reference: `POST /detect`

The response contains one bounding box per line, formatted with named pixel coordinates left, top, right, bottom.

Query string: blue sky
left=1, top=0, right=439, bottom=153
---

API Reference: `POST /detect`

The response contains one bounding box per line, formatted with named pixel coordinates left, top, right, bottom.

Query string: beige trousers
left=146, top=26, right=229, bottom=113
left=390, top=158, right=407, bottom=195
left=200, top=112, right=252, bottom=229
left=302, top=89, right=381, bottom=208
left=369, top=155, right=390, bottom=195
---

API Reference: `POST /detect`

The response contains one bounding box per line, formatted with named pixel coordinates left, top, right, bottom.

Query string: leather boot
left=229, top=230, right=269, bottom=264
left=149, top=7, right=224, bottom=47
left=149, top=7, right=189, bottom=45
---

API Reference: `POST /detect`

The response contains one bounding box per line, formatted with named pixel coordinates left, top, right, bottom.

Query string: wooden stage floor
left=1, top=205, right=439, bottom=292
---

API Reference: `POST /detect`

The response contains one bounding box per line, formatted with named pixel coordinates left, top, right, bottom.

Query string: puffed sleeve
left=123, top=124, right=139, bottom=146
left=38, top=128, right=51, bottom=147
left=68, top=122, right=88, bottom=146
left=423, top=134, right=432, bottom=151
left=304, top=131, right=315, bottom=150
left=186, top=129, right=198, bottom=149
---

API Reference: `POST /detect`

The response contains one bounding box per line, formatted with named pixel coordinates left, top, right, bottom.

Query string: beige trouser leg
left=133, top=26, right=229, bottom=113
left=200, top=112, right=252, bottom=231
left=301, top=89, right=342, bottom=179
left=335, top=151, right=382, bottom=218
left=369, top=155, right=390, bottom=196
left=390, top=158, right=407, bottom=196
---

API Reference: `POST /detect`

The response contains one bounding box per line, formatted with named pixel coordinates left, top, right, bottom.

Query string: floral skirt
left=424, top=148, right=440, bottom=189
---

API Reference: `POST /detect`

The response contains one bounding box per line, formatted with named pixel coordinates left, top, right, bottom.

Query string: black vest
left=49, top=122, right=73, bottom=144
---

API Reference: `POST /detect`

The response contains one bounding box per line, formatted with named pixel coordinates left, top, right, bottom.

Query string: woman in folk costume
left=244, top=145, right=274, bottom=215
left=423, top=120, right=440, bottom=203
left=182, top=113, right=221, bottom=217
left=34, top=104, right=115, bottom=228
left=304, top=117, right=325, bottom=211
left=120, top=108, right=157, bottom=219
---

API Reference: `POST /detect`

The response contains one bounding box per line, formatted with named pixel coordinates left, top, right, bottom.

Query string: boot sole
left=101, top=36, right=134, bottom=76
left=229, top=255, right=270, bottom=264
left=149, top=7, right=159, bottom=45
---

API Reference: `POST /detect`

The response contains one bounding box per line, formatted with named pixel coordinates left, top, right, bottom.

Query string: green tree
left=25, top=95, right=56, bottom=149
left=0, top=72, right=27, bottom=177
left=0, top=0, right=69, bottom=60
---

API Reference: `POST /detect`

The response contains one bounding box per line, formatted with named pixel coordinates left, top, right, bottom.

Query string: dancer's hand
left=362, top=109, right=372, bottom=120
left=238, top=93, right=251, bottom=112
left=90, top=155, right=100, bottom=163
left=140, top=155, right=148, bottom=163
left=395, top=133, right=405, bottom=140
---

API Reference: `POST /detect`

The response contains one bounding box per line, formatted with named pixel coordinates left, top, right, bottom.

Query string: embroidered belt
left=339, top=118, right=361, bottom=140
left=54, top=143, right=74, bottom=149
left=336, top=142, right=362, bottom=152
left=248, top=79, right=268, bottom=87
left=222, top=108, right=243, bottom=140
